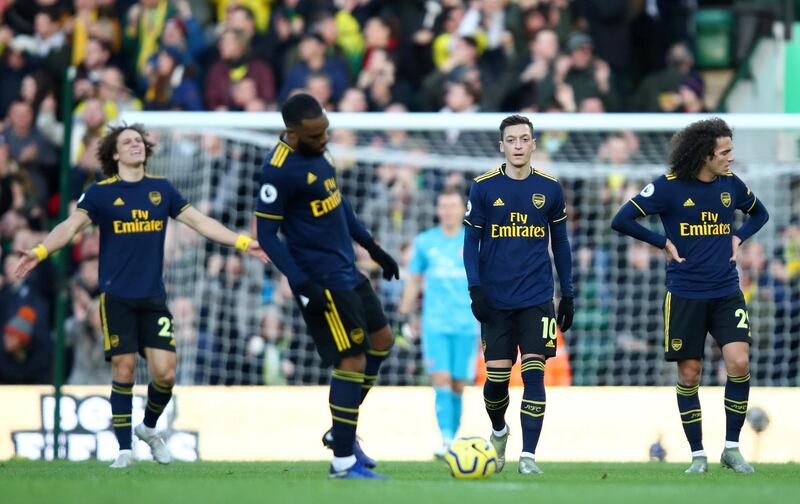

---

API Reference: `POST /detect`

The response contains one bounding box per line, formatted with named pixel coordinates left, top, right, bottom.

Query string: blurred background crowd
left=1, top=0, right=798, bottom=387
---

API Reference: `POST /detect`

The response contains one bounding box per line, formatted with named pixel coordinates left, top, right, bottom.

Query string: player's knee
left=369, top=326, right=394, bottom=351
left=430, top=372, right=452, bottom=388
left=727, top=354, right=750, bottom=376
left=678, top=362, right=702, bottom=386
left=111, top=356, right=136, bottom=382
left=338, top=353, right=366, bottom=373
left=452, top=380, right=465, bottom=395
left=154, top=369, right=176, bottom=388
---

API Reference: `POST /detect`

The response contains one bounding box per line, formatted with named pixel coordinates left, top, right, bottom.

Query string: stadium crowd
left=1, top=0, right=798, bottom=387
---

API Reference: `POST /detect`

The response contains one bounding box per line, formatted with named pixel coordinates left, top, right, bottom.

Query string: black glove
left=469, top=286, right=495, bottom=324
left=556, top=296, right=574, bottom=332
left=295, top=280, right=329, bottom=315
left=367, top=243, right=400, bottom=281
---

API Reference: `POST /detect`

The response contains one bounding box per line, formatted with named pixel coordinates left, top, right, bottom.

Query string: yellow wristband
left=32, top=244, right=49, bottom=262
left=235, top=234, right=253, bottom=252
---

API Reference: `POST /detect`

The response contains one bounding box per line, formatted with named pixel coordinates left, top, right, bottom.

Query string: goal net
left=121, top=111, right=800, bottom=387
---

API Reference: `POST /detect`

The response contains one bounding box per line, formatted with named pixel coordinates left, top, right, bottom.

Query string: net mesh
left=131, top=115, right=800, bottom=387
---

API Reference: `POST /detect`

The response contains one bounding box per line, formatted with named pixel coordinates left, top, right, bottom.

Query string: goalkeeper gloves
left=366, top=242, right=400, bottom=281
left=556, top=296, right=574, bottom=332
left=294, top=280, right=329, bottom=316
left=469, top=286, right=495, bottom=324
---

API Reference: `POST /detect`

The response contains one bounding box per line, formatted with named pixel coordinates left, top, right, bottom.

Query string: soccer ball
left=443, top=437, right=498, bottom=480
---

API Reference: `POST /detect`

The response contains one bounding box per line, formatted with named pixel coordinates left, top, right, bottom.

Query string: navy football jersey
left=255, top=140, right=361, bottom=290
left=630, top=171, right=757, bottom=298
left=464, top=165, right=568, bottom=309
left=76, top=174, right=189, bottom=299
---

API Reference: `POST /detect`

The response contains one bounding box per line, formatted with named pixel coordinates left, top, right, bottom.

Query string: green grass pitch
left=2, top=460, right=799, bottom=504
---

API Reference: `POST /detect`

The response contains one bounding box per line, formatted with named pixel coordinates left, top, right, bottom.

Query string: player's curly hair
left=668, top=117, right=732, bottom=181
left=96, top=123, right=155, bottom=178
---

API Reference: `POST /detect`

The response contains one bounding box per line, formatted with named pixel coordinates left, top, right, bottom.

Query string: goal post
left=119, top=111, right=800, bottom=387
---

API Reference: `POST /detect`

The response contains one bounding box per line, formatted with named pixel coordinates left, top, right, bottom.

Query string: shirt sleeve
left=255, top=166, right=292, bottom=221
left=408, top=234, right=427, bottom=275
left=463, top=182, right=485, bottom=229
left=629, top=175, right=669, bottom=216
left=166, top=180, right=190, bottom=218
left=732, top=174, right=758, bottom=214
left=75, top=184, right=99, bottom=223
left=549, top=184, right=568, bottom=223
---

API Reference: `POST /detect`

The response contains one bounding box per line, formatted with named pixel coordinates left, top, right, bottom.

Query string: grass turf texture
left=2, top=460, right=799, bottom=504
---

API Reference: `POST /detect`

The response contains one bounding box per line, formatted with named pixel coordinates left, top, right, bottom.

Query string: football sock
left=483, top=366, right=511, bottom=431
left=434, top=386, right=455, bottom=442
left=330, top=369, right=363, bottom=457
left=143, top=381, right=173, bottom=428
left=724, top=373, right=750, bottom=443
left=110, top=381, right=134, bottom=450
left=360, top=348, right=389, bottom=404
left=520, top=357, right=546, bottom=455
left=676, top=382, right=704, bottom=452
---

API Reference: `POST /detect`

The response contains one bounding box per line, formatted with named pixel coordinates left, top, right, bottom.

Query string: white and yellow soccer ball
left=443, top=436, right=498, bottom=480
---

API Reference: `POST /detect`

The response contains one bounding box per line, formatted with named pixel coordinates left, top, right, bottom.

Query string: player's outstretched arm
left=342, top=198, right=399, bottom=280
left=176, top=206, right=268, bottom=263
left=14, top=211, right=92, bottom=281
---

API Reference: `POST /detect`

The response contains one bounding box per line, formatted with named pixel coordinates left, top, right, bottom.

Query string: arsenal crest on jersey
left=149, top=191, right=162, bottom=206
left=532, top=193, right=546, bottom=209
left=720, top=192, right=731, bottom=208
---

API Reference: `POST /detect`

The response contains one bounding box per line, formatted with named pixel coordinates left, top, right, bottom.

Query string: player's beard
left=297, top=140, right=324, bottom=157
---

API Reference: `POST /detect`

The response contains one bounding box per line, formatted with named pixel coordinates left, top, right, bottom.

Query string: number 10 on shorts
left=541, top=316, right=557, bottom=339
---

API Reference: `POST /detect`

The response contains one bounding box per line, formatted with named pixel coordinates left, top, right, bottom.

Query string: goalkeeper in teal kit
left=612, top=118, right=769, bottom=474
left=255, top=94, right=400, bottom=479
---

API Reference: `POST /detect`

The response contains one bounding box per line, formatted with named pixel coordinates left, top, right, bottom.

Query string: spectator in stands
left=3, top=100, right=58, bottom=172
left=0, top=253, right=51, bottom=384
left=143, top=45, right=203, bottom=111
left=159, top=0, right=206, bottom=67
left=97, top=66, right=143, bottom=117
left=69, top=133, right=101, bottom=199
left=0, top=35, right=33, bottom=118
left=422, top=35, right=480, bottom=111
left=280, top=32, right=350, bottom=103
left=69, top=0, right=115, bottom=68
left=205, top=28, right=275, bottom=110
left=65, top=296, right=110, bottom=385
left=337, top=87, right=368, bottom=113
left=122, top=0, right=177, bottom=89
left=514, top=28, right=559, bottom=110
left=612, top=241, right=663, bottom=385
left=224, top=5, right=270, bottom=59
left=357, top=48, right=408, bottom=111
left=37, top=96, right=107, bottom=167
left=74, top=37, right=112, bottom=91
left=633, top=42, right=697, bottom=113
left=305, top=72, right=335, bottom=112
left=552, top=32, right=619, bottom=112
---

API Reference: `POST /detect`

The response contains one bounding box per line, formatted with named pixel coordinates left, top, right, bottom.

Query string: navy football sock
left=483, top=367, right=511, bottom=431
